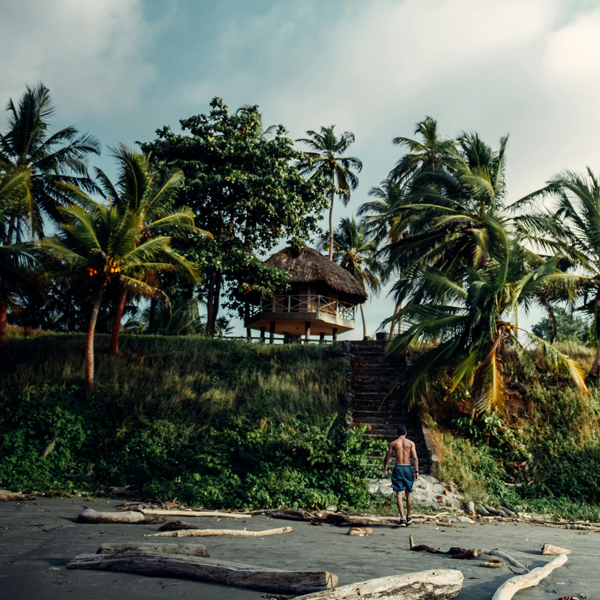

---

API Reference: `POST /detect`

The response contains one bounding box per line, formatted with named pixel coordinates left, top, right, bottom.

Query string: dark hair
left=397, top=424, right=407, bottom=436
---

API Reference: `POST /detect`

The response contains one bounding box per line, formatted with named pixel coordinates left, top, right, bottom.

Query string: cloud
left=0, top=0, right=157, bottom=120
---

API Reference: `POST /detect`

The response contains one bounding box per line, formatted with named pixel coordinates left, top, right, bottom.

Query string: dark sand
left=0, top=497, right=597, bottom=599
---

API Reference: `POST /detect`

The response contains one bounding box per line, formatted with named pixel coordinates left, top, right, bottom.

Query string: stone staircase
left=349, top=340, right=432, bottom=474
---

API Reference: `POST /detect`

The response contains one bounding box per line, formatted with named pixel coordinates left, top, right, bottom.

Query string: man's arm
left=410, top=443, right=419, bottom=480
left=383, top=443, right=393, bottom=472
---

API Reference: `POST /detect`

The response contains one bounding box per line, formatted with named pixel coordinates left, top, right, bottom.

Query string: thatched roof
left=264, top=246, right=367, bottom=304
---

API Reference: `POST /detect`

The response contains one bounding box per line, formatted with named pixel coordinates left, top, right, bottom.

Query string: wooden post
left=246, top=328, right=252, bottom=342
left=320, top=332, right=325, bottom=342
left=270, top=322, right=276, bottom=344
left=305, top=322, right=311, bottom=342
left=332, top=327, right=338, bottom=342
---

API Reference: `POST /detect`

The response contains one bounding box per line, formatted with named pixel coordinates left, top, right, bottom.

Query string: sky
left=2, top=0, right=600, bottom=339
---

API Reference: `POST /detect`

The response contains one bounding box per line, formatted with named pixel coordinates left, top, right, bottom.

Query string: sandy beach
left=0, top=497, right=596, bottom=599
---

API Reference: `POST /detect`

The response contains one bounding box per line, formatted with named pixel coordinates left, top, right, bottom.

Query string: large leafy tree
left=141, top=98, right=328, bottom=336
left=0, top=84, right=99, bottom=241
left=297, top=126, right=362, bottom=261
left=327, top=217, right=381, bottom=339
left=40, top=198, right=198, bottom=388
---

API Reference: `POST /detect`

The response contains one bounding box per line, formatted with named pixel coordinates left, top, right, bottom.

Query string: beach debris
left=408, top=535, right=443, bottom=554
left=97, top=542, right=209, bottom=557
left=491, top=554, right=568, bottom=600
left=347, top=527, right=372, bottom=536
left=558, top=596, right=586, bottom=600
left=483, top=505, right=504, bottom=517
left=0, top=490, right=36, bottom=502
left=475, top=504, right=491, bottom=516
left=541, top=543, right=572, bottom=556
left=77, top=508, right=145, bottom=524
left=457, top=516, right=475, bottom=524
left=482, top=548, right=528, bottom=572
left=158, top=520, right=199, bottom=531
left=465, top=501, right=475, bottom=515
left=448, top=547, right=483, bottom=560
left=290, top=569, right=463, bottom=599
left=141, top=509, right=250, bottom=519
left=480, top=559, right=505, bottom=568
left=145, top=526, right=293, bottom=538
left=67, top=552, right=337, bottom=594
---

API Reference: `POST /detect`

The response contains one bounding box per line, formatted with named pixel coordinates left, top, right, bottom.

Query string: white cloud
left=0, top=0, right=156, bottom=119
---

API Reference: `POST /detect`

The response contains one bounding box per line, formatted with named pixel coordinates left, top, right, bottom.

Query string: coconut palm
left=390, top=116, right=457, bottom=183
left=326, top=217, right=380, bottom=338
left=297, top=126, right=362, bottom=260
left=389, top=216, right=585, bottom=413
left=0, top=168, right=36, bottom=343
left=40, top=197, right=199, bottom=387
left=0, top=84, right=100, bottom=241
left=514, top=168, right=600, bottom=379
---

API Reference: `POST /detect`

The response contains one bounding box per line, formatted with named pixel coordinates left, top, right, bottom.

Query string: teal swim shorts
left=391, top=464, right=414, bottom=493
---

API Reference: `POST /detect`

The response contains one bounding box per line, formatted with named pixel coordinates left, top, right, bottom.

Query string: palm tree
left=390, top=116, right=456, bottom=183
left=326, top=217, right=380, bottom=338
left=0, top=168, right=36, bottom=343
left=514, top=168, right=600, bottom=379
left=389, top=217, right=585, bottom=413
left=0, top=84, right=100, bottom=241
left=93, top=146, right=207, bottom=355
left=40, top=197, right=199, bottom=388
left=297, top=126, right=362, bottom=260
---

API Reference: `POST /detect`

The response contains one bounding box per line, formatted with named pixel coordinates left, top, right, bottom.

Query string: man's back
left=390, top=436, right=415, bottom=465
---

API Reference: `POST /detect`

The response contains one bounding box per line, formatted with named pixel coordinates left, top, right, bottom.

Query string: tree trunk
left=206, top=272, right=221, bottom=337
left=328, top=190, right=335, bottom=261
left=110, top=289, right=127, bottom=356
left=86, top=285, right=106, bottom=389
left=149, top=297, right=157, bottom=334
left=146, top=527, right=293, bottom=538
left=0, top=302, right=7, bottom=345
left=67, top=552, right=337, bottom=595
left=98, top=542, right=209, bottom=558
left=77, top=508, right=145, bottom=524
left=390, top=303, right=401, bottom=337
left=589, top=292, right=600, bottom=378
left=360, top=303, right=367, bottom=339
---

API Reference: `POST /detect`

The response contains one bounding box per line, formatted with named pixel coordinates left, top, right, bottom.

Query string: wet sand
left=0, top=497, right=596, bottom=599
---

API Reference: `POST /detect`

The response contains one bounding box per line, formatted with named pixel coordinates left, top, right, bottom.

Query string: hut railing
left=250, top=294, right=355, bottom=321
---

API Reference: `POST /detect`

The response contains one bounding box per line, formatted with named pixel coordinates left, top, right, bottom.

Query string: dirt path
left=0, top=497, right=596, bottom=599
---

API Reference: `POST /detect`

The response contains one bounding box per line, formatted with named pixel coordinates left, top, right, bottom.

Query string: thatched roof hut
left=262, top=246, right=367, bottom=304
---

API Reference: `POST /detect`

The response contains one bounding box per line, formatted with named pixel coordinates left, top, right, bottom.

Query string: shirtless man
left=383, top=424, right=419, bottom=526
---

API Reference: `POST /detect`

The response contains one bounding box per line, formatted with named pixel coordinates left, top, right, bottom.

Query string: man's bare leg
left=405, top=490, right=412, bottom=518
left=396, top=491, right=405, bottom=519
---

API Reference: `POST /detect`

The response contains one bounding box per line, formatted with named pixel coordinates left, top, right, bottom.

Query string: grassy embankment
left=0, top=334, right=383, bottom=510
left=424, top=341, right=600, bottom=520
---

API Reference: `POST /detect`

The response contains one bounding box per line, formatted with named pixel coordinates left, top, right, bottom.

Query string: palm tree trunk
left=0, top=302, right=7, bottom=345
left=328, top=190, right=335, bottom=261
left=86, top=285, right=106, bottom=389
left=390, top=303, right=401, bottom=337
left=360, top=303, right=367, bottom=339
left=109, top=289, right=127, bottom=356
left=589, top=292, right=600, bottom=379
left=206, top=272, right=221, bottom=337
left=149, top=297, right=157, bottom=334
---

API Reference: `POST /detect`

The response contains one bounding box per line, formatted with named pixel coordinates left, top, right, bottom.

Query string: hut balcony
left=245, top=293, right=356, bottom=335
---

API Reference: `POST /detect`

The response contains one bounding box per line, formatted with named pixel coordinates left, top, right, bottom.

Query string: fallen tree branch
left=67, top=551, right=336, bottom=594
left=491, top=554, right=568, bottom=600
left=347, top=527, right=372, bottom=536
left=97, top=542, right=209, bottom=557
left=482, top=549, right=528, bottom=572
left=0, top=490, right=36, bottom=502
left=77, top=509, right=145, bottom=524
left=141, top=509, right=250, bottom=519
left=541, top=543, right=571, bottom=556
left=290, top=569, right=463, bottom=599
left=480, top=560, right=505, bottom=568
left=145, top=526, right=293, bottom=538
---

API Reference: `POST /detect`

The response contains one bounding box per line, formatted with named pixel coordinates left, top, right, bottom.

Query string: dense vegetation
left=0, top=335, right=386, bottom=509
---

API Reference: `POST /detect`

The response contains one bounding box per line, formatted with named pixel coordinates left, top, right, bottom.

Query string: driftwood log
left=448, top=547, right=483, bottom=559
left=97, top=542, right=209, bottom=557
left=141, top=509, right=250, bottom=519
left=77, top=508, right=145, bottom=524
left=67, top=551, right=337, bottom=594
left=482, top=549, right=528, bottom=572
left=491, top=554, right=568, bottom=600
left=158, top=520, right=198, bottom=531
left=145, top=526, right=292, bottom=538
left=541, top=543, right=572, bottom=555
left=0, top=490, right=36, bottom=502
left=291, top=569, right=463, bottom=600
left=480, top=560, right=505, bottom=568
